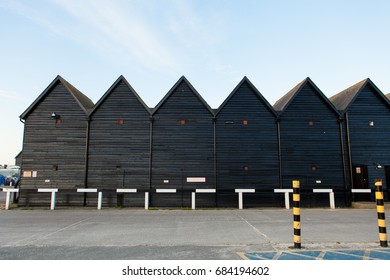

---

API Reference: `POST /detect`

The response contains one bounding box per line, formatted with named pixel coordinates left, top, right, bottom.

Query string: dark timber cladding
left=330, top=79, right=390, bottom=202
left=151, top=76, right=215, bottom=207
left=274, top=78, right=346, bottom=207
left=215, top=77, right=279, bottom=207
left=87, top=76, right=151, bottom=207
left=18, top=76, right=93, bottom=206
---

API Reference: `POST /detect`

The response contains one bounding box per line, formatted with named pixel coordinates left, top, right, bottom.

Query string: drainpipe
left=338, top=117, right=348, bottom=206
left=213, top=117, right=217, bottom=207
left=83, top=116, right=91, bottom=206
left=277, top=118, right=282, bottom=188
left=345, top=112, right=354, bottom=192
left=149, top=116, right=154, bottom=191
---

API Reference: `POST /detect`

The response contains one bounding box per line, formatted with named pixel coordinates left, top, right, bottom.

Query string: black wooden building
left=150, top=76, right=215, bottom=207
left=330, top=79, right=390, bottom=201
left=274, top=78, right=347, bottom=206
left=19, top=76, right=94, bottom=206
left=86, top=76, right=151, bottom=207
left=215, top=77, right=279, bottom=207
left=17, top=75, right=390, bottom=207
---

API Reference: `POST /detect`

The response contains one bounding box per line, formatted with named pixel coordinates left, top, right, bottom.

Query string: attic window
left=55, top=118, right=62, bottom=125
left=180, top=119, right=186, bottom=125
left=308, top=121, right=315, bottom=126
left=369, top=121, right=374, bottom=126
left=242, top=120, right=249, bottom=125
left=118, top=119, right=124, bottom=125
left=311, top=165, right=317, bottom=171
left=243, top=165, right=249, bottom=171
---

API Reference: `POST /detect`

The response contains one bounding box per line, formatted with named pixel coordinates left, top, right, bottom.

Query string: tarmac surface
left=0, top=207, right=389, bottom=260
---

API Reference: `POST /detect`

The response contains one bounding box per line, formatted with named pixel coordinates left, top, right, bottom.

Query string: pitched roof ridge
left=89, top=76, right=151, bottom=116
left=152, top=76, right=214, bottom=116
left=216, top=76, right=276, bottom=117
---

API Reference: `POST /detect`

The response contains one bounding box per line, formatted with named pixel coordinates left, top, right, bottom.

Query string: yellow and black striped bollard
left=375, top=179, right=388, bottom=247
left=293, top=180, right=301, bottom=249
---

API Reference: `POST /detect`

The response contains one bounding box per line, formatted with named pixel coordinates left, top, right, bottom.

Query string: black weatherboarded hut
left=215, top=77, right=279, bottom=207
left=150, top=76, right=215, bottom=207
left=330, top=79, right=390, bottom=201
left=274, top=78, right=347, bottom=207
left=19, top=76, right=94, bottom=206
left=87, top=76, right=151, bottom=207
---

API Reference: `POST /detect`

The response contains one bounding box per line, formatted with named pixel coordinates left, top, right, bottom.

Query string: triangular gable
left=215, top=76, right=277, bottom=117
left=330, top=78, right=390, bottom=113
left=273, top=77, right=340, bottom=117
left=20, top=75, right=94, bottom=119
left=152, top=76, right=214, bottom=116
left=89, top=75, right=151, bottom=117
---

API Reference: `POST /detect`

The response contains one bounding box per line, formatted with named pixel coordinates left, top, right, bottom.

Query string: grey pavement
left=0, top=208, right=387, bottom=259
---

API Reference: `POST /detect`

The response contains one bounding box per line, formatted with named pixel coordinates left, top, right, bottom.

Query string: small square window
left=243, top=120, right=249, bottom=125
left=308, top=121, right=314, bottom=126
left=55, top=118, right=62, bottom=125
left=243, top=165, right=249, bottom=171
left=180, top=119, right=186, bottom=125
left=311, top=165, right=317, bottom=171
left=118, top=119, right=124, bottom=125
left=369, top=121, right=374, bottom=126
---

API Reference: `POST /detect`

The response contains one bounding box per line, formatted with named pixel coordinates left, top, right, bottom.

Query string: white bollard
left=274, top=189, right=293, bottom=209
left=97, top=192, right=102, bottom=210
left=235, top=189, right=255, bottom=210
left=37, top=188, right=58, bottom=210
left=145, top=192, right=149, bottom=210
left=191, top=192, right=196, bottom=210
left=3, top=188, right=19, bottom=210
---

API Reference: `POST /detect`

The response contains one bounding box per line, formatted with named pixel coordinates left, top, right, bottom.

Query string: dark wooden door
left=352, top=165, right=369, bottom=201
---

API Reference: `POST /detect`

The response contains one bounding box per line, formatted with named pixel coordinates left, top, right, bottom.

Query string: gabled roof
left=152, top=76, right=214, bottom=116
left=20, top=75, right=94, bottom=119
left=273, top=77, right=340, bottom=117
left=215, top=76, right=277, bottom=117
left=329, top=78, right=390, bottom=113
left=89, top=75, right=151, bottom=116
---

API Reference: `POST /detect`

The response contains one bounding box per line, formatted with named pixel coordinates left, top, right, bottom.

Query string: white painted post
left=97, top=192, right=102, bottom=210
left=313, top=189, right=335, bottom=209
left=145, top=192, right=149, bottom=210
left=5, top=191, right=11, bottom=210
left=3, top=188, right=19, bottom=210
left=51, top=191, right=56, bottom=210
left=38, top=188, right=58, bottom=210
left=274, top=189, right=293, bottom=209
left=191, top=192, right=196, bottom=210
left=235, top=189, right=255, bottom=210
left=329, top=191, right=335, bottom=209
left=238, top=192, right=243, bottom=210
left=192, top=189, right=216, bottom=210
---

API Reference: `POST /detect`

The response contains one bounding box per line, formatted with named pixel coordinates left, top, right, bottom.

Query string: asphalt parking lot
left=0, top=207, right=388, bottom=260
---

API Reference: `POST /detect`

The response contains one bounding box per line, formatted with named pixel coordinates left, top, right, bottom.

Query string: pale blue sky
left=1, top=0, right=390, bottom=164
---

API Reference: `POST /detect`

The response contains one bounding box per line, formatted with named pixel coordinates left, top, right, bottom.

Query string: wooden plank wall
left=151, top=79, right=215, bottom=207
left=19, top=81, right=89, bottom=206
left=87, top=79, right=151, bottom=207
left=216, top=80, right=280, bottom=207
left=278, top=83, right=346, bottom=207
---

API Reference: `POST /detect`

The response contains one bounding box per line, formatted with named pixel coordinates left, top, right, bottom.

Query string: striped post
left=375, top=179, right=388, bottom=247
left=293, top=180, right=301, bottom=249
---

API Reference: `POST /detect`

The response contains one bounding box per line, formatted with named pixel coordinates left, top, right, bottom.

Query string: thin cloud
left=0, top=0, right=179, bottom=72
left=0, top=90, right=27, bottom=102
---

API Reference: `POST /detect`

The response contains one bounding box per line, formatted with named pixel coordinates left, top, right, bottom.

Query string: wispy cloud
left=0, top=0, right=179, bottom=72
left=0, top=90, right=27, bottom=102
